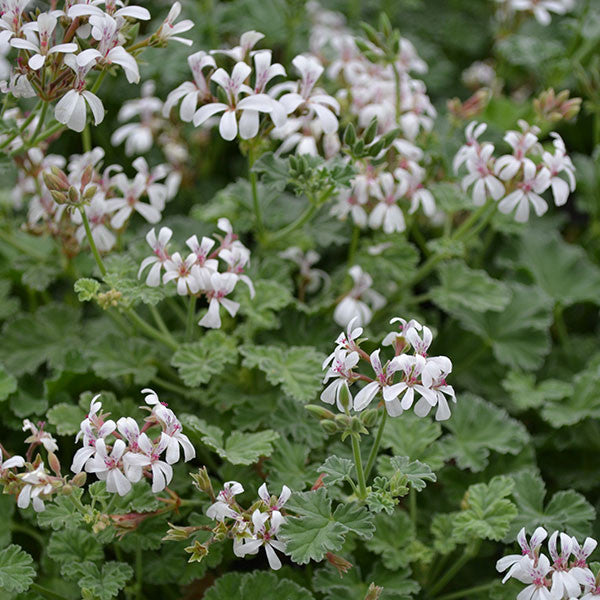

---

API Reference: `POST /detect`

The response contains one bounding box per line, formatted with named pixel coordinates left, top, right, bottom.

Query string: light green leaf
left=74, top=278, right=100, bottom=302
left=86, top=335, right=157, bottom=384
left=48, top=529, right=103, bottom=580
left=388, top=456, right=436, bottom=491
left=268, top=438, right=316, bottom=491
left=240, top=344, right=325, bottom=403
left=77, top=561, right=133, bottom=600
left=171, top=331, right=238, bottom=387
left=453, top=475, right=517, bottom=541
left=366, top=512, right=414, bottom=569
left=439, top=394, right=530, bottom=472
left=235, top=279, right=293, bottom=335
left=431, top=514, right=459, bottom=555
left=510, top=230, right=600, bottom=306
left=204, top=570, right=315, bottom=600
left=509, top=471, right=595, bottom=539
left=183, top=415, right=279, bottom=465
left=280, top=488, right=373, bottom=564
left=318, top=455, right=355, bottom=486
left=0, top=545, right=35, bottom=593
left=502, top=371, right=573, bottom=412
left=0, top=304, right=82, bottom=376
left=0, top=280, right=19, bottom=320
left=541, top=356, right=600, bottom=427
left=451, top=283, right=553, bottom=370
left=47, top=403, right=85, bottom=435
left=431, top=260, right=511, bottom=313
left=0, top=364, right=16, bottom=401
left=37, top=489, right=84, bottom=530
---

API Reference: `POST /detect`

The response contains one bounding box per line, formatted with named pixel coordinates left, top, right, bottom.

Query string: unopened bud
left=50, top=166, right=70, bottom=189
left=343, top=123, right=356, bottom=147
left=320, top=420, right=338, bottom=435
left=305, top=404, right=336, bottom=420
left=48, top=452, right=61, bottom=476
left=364, top=583, right=383, bottom=600
left=338, top=382, right=352, bottom=412
left=334, top=413, right=352, bottom=429
left=363, top=118, right=378, bottom=145
left=70, top=471, right=87, bottom=487
left=81, top=164, right=94, bottom=189
left=379, top=13, right=392, bottom=38
left=67, top=186, right=80, bottom=205
left=50, top=190, right=68, bottom=204
left=361, top=409, right=379, bottom=428
left=191, top=466, right=213, bottom=497
left=360, top=23, right=380, bottom=48
left=350, top=416, right=368, bottom=435
left=82, top=185, right=98, bottom=201
left=163, top=523, right=196, bottom=541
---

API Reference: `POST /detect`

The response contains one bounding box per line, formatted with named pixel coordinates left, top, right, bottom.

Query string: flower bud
left=305, top=404, right=336, bottom=420
left=50, top=166, right=70, bottom=189
left=163, top=523, right=196, bottom=541
left=326, top=552, right=352, bottom=576
left=67, top=186, right=80, bottom=205
left=361, top=408, right=379, bottom=428
left=70, top=471, right=87, bottom=487
left=320, top=420, right=338, bottom=435
left=334, top=413, right=352, bottom=429
left=191, top=466, right=214, bottom=497
left=82, top=185, right=98, bottom=201
left=343, top=123, right=356, bottom=147
left=80, top=164, right=94, bottom=189
left=350, top=416, right=368, bottom=435
left=365, top=583, right=383, bottom=600
left=337, top=381, right=352, bottom=412
left=50, top=190, right=68, bottom=204
left=48, top=452, right=61, bottom=477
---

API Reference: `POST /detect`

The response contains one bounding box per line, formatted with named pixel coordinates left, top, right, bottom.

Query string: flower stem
left=347, top=225, right=360, bottom=265
left=409, top=487, right=417, bottom=526
left=351, top=434, right=367, bottom=500
left=364, top=409, right=387, bottom=480
left=78, top=206, right=107, bottom=276
left=248, top=147, right=264, bottom=239
left=126, top=308, right=178, bottom=351
left=30, top=583, right=70, bottom=600
left=435, top=582, right=496, bottom=600
left=82, top=124, right=91, bottom=153
left=429, top=541, right=481, bottom=596
left=149, top=304, right=172, bottom=339
left=553, top=303, right=569, bottom=347
left=269, top=204, right=317, bottom=244
left=30, top=101, right=49, bottom=142
left=186, top=295, right=197, bottom=341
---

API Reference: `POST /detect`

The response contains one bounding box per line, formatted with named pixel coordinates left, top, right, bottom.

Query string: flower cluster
left=454, top=120, right=576, bottom=222
left=138, top=219, right=254, bottom=329
left=204, top=481, right=290, bottom=570
left=497, top=527, right=599, bottom=600
left=334, top=265, right=384, bottom=328
left=0, top=1, right=192, bottom=132
left=322, top=317, right=456, bottom=420
left=495, top=0, right=576, bottom=26
left=71, top=390, right=195, bottom=496
left=22, top=148, right=179, bottom=253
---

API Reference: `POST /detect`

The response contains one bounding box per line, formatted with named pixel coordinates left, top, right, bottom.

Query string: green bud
left=337, top=381, right=351, bottom=412
left=363, top=118, right=378, bottom=145
left=50, top=190, right=68, bottom=204
left=365, top=583, right=384, bottom=600
left=334, top=413, right=352, bottom=429
left=305, top=404, right=336, bottom=420
left=360, top=22, right=381, bottom=47
left=343, top=123, right=357, bottom=146
left=191, top=466, right=213, bottom=497
left=354, top=140, right=365, bottom=156
left=379, top=13, right=392, bottom=38
left=320, top=420, right=338, bottom=435
left=71, top=471, right=87, bottom=487
left=67, top=186, right=80, bottom=205
left=354, top=38, right=372, bottom=55
left=361, top=408, right=379, bottom=428
left=289, top=155, right=298, bottom=171
left=350, top=416, right=368, bottom=435
left=368, top=138, right=385, bottom=157
left=82, top=185, right=97, bottom=201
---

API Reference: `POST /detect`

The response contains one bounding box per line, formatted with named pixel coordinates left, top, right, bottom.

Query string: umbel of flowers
left=321, top=316, right=455, bottom=421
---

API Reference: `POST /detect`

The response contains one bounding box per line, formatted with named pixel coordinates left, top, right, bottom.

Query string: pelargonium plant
left=0, top=0, right=599, bottom=599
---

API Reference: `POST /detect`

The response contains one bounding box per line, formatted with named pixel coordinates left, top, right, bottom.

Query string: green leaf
left=509, top=471, right=595, bottom=539
left=0, top=545, right=35, bottom=593
left=431, top=514, right=459, bottom=555
left=509, top=230, right=600, bottom=306
left=431, top=260, right=511, bottom=313
left=252, top=152, right=290, bottom=191
left=453, top=475, right=517, bottom=541
left=366, top=512, right=414, bottom=569
left=48, top=529, right=103, bottom=580
left=204, top=570, right=315, bottom=600
left=37, top=489, right=84, bottom=530
left=439, top=394, right=530, bottom=472
left=0, top=304, right=82, bottom=376
left=541, top=357, right=600, bottom=427
left=77, top=561, right=133, bottom=600
left=388, top=456, right=436, bottom=491
left=86, top=334, right=157, bottom=384
left=0, top=364, right=16, bottom=401
left=318, top=455, right=355, bottom=486
left=280, top=488, right=374, bottom=564
left=0, top=280, right=19, bottom=320
left=268, top=438, right=316, bottom=491
left=235, top=279, right=293, bottom=336
left=47, top=403, right=85, bottom=435
left=183, top=415, right=279, bottom=465
left=240, top=344, right=326, bottom=403
left=451, top=283, right=553, bottom=370
left=502, top=371, right=573, bottom=412
left=74, top=278, right=100, bottom=302
left=171, top=331, right=238, bottom=387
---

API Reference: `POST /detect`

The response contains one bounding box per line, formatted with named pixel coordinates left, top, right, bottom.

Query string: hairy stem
left=186, top=295, right=197, bottom=341
left=364, top=409, right=387, bottom=480
left=78, top=206, right=107, bottom=276
left=351, top=434, right=367, bottom=500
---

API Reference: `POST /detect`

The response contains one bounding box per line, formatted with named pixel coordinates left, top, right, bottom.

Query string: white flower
left=548, top=531, right=585, bottom=599
left=68, top=1, right=151, bottom=21
left=354, top=349, right=397, bottom=412
left=12, top=13, right=78, bottom=70
left=197, top=272, right=240, bottom=328
left=213, top=30, right=264, bottom=62
left=124, top=433, right=173, bottom=493
left=17, top=464, right=53, bottom=512
left=138, top=227, right=173, bottom=286
left=0, top=447, right=24, bottom=471
left=156, top=1, right=194, bottom=46
left=206, top=481, right=244, bottom=521
left=382, top=317, right=422, bottom=349
left=219, top=243, right=255, bottom=298
left=496, top=527, right=548, bottom=583
left=164, top=51, right=216, bottom=122
left=163, top=252, right=200, bottom=296
left=106, top=173, right=161, bottom=228
left=22, top=419, right=58, bottom=453
left=258, top=483, right=291, bottom=511
left=321, top=347, right=358, bottom=411
left=384, top=354, right=435, bottom=414
left=542, top=133, right=575, bottom=207
left=495, top=120, right=541, bottom=180
left=72, top=194, right=116, bottom=252
left=193, top=62, right=284, bottom=140
left=333, top=265, right=385, bottom=328
left=459, top=143, right=505, bottom=206
left=369, top=172, right=407, bottom=233
left=498, top=159, right=551, bottom=222
left=85, top=438, right=131, bottom=496
left=55, top=50, right=105, bottom=133
left=279, top=54, right=340, bottom=134
left=237, top=509, right=287, bottom=570
left=413, top=357, right=455, bottom=421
